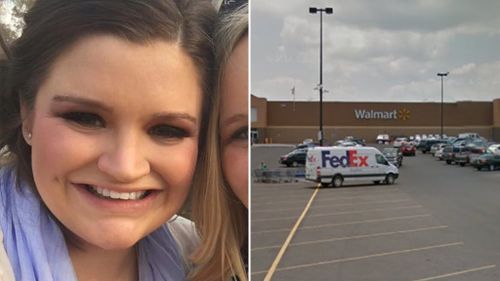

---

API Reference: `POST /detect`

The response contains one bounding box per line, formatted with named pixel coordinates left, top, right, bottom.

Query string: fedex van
left=305, top=146, right=399, bottom=187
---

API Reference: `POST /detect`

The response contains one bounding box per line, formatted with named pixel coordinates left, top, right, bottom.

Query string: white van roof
left=311, top=146, right=380, bottom=152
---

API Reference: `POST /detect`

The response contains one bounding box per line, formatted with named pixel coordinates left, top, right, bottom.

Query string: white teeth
left=110, top=191, right=120, bottom=199
left=89, top=185, right=147, bottom=200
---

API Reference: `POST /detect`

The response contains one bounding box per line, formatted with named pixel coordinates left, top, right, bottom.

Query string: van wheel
left=292, top=161, right=298, bottom=167
left=385, top=174, right=395, bottom=185
left=373, top=181, right=380, bottom=185
left=320, top=182, right=329, bottom=188
left=460, top=163, right=465, bottom=167
left=332, top=175, right=343, bottom=187
left=446, top=160, right=451, bottom=164
left=489, top=164, right=495, bottom=171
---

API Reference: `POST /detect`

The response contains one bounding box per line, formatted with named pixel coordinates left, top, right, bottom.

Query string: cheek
left=222, top=145, right=248, bottom=200
left=152, top=141, right=198, bottom=193
left=31, top=119, right=96, bottom=184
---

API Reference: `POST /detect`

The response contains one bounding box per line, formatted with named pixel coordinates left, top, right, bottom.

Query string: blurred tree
left=0, top=0, right=34, bottom=57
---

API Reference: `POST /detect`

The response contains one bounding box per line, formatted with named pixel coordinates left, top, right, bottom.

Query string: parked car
left=337, top=137, right=365, bottom=147
left=455, top=139, right=490, bottom=166
left=382, top=147, right=403, bottom=167
left=488, top=144, right=500, bottom=155
left=279, top=148, right=307, bottom=167
left=435, top=146, right=445, bottom=160
left=376, top=134, right=390, bottom=144
left=442, top=145, right=461, bottom=164
left=350, top=138, right=366, bottom=146
left=458, top=132, right=481, bottom=139
left=471, top=153, right=500, bottom=171
left=417, top=139, right=446, bottom=154
left=400, top=143, right=416, bottom=156
left=336, top=141, right=361, bottom=147
left=392, top=137, right=409, bottom=147
left=430, top=143, right=447, bottom=157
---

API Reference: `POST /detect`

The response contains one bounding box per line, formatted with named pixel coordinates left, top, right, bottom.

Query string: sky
left=251, top=0, right=500, bottom=102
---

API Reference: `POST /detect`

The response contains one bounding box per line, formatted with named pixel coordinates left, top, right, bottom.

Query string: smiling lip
left=72, top=182, right=160, bottom=213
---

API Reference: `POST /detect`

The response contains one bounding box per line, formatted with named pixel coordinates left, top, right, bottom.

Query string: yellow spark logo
left=398, top=108, right=411, bottom=120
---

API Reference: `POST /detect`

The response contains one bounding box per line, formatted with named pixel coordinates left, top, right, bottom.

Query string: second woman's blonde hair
left=190, top=4, right=248, bottom=281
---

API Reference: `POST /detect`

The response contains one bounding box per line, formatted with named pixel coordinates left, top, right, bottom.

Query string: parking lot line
left=252, top=225, right=448, bottom=251
left=252, top=242, right=464, bottom=275
left=252, top=187, right=402, bottom=202
left=252, top=214, right=431, bottom=234
left=252, top=205, right=423, bottom=223
left=410, top=264, right=496, bottom=281
left=261, top=184, right=321, bottom=281
left=252, top=199, right=413, bottom=213
left=252, top=193, right=408, bottom=207
left=317, top=186, right=401, bottom=194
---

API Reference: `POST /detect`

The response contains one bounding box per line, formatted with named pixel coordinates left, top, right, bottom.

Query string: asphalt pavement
left=251, top=144, right=500, bottom=281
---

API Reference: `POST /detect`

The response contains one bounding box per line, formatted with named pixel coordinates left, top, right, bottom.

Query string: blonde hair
left=190, top=4, right=248, bottom=281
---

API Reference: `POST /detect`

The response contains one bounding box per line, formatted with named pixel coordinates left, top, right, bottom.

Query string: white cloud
left=452, top=63, right=476, bottom=75
left=252, top=1, right=500, bottom=102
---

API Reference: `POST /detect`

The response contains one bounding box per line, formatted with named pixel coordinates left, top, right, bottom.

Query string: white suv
left=393, top=137, right=408, bottom=147
left=376, top=134, right=390, bottom=144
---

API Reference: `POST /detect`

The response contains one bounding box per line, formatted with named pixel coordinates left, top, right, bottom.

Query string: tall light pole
left=437, top=72, right=449, bottom=139
left=309, top=7, right=332, bottom=146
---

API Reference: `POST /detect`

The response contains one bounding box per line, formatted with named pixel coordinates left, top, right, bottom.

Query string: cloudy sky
left=251, top=0, right=500, bottom=102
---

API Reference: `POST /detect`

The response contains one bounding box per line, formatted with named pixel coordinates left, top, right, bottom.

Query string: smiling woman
left=190, top=4, right=248, bottom=281
left=0, top=0, right=215, bottom=281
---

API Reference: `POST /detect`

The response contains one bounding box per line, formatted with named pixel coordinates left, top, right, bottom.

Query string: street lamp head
left=325, top=7, right=333, bottom=14
left=437, top=72, right=449, bottom=77
left=309, top=7, right=318, bottom=14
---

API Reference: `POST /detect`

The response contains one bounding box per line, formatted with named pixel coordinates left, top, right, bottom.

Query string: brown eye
left=61, top=112, right=105, bottom=128
left=231, top=126, right=248, bottom=141
left=148, top=124, right=188, bottom=139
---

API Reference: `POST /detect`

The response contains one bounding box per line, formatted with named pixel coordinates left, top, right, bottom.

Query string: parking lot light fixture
left=437, top=72, right=449, bottom=139
left=309, top=6, right=333, bottom=146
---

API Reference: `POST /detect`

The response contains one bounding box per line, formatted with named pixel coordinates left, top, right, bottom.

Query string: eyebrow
left=222, top=113, right=248, bottom=127
left=152, top=112, right=198, bottom=125
left=52, top=95, right=198, bottom=125
left=52, top=95, right=113, bottom=112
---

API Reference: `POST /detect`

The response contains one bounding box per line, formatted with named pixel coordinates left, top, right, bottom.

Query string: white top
left=167, top=215, right=201, bottom=273
left=0, top=229, right=15, bottom=281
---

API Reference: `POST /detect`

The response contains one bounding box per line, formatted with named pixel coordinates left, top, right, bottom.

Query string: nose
left=97, top=131, right=150, bottom=182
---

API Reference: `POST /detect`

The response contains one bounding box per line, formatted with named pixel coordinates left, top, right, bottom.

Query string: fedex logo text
left=321, top=150, right=369, bottom=168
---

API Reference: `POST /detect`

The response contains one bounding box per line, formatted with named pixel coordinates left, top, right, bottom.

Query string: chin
left=88, top=233, right=142, bottom=251
left=66, top=225, right=146, bottom=251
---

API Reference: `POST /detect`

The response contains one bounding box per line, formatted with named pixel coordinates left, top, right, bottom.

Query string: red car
left=400, top=143, right=416, bottom=156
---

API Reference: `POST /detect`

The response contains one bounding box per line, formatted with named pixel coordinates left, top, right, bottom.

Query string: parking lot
left=251, top=145, right=500, bottom=281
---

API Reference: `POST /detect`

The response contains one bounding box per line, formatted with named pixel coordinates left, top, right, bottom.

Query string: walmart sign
left=354, top=108, right=411, bottom=120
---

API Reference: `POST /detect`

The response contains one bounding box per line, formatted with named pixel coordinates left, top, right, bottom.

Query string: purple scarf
left=0, top=168, right=185, bottom=281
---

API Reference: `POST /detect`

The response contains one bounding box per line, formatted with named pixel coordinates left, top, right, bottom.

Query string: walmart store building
left=251, top=95, right=500, bottom=144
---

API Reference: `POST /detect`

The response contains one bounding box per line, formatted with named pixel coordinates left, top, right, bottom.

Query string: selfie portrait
left=0, top=0, right=248, bottom=280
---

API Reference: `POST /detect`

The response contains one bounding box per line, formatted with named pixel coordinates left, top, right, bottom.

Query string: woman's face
left=220, top=36, right=248, bottom=208
left=25, top=35, right=202, bottom=250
